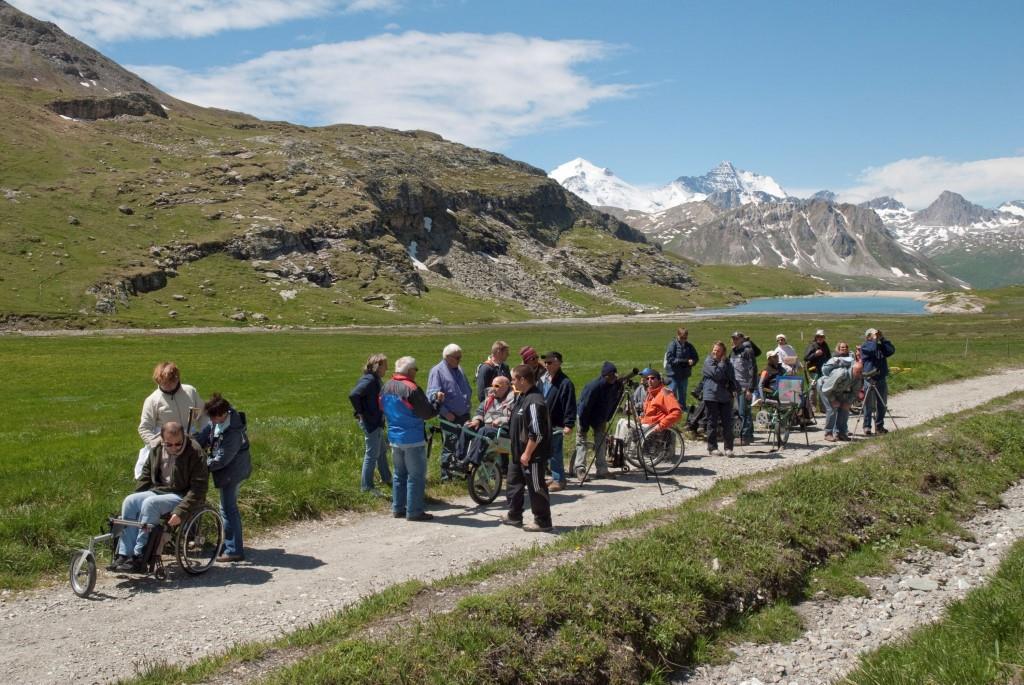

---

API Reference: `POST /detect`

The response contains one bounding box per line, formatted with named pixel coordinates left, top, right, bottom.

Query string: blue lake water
left=704, top=295, right=928, bottom=316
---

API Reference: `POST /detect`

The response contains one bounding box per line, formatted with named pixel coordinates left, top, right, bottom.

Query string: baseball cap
left=776, top=333, right=787, bottom=341
left=730, top=331, right=744, bottom=339
left=644, top=369, right=662, bottom=380
left=542, top=351, right=562, bottom=362
left=864, top=328, right=878, bottom=338
left=639, top=367, right=653, bottom=376
left=815, top=329, right=826, bottom=337
left=600, top=361, right=618, bottom=377
left=766, top=350, right=778, bottom=359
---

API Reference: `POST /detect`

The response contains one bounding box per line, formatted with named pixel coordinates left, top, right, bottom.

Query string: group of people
left=110, top=362, right=252, bottom=574
left=109, top=325, right=896, bottom=559
left=348, top=327, right=896, bottom=531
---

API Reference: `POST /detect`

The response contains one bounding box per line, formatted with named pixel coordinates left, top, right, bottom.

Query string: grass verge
left=125, top=394, right=1024, bottom=684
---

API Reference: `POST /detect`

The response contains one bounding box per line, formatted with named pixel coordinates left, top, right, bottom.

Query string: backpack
left=820, top=368, right=852, bottom=399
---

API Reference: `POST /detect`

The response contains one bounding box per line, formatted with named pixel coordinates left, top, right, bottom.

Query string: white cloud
left=130, top=31, right=633, bottom=149
left=14, top=0, right=399, bottom=42
left=838, top=155, right=1024, bottom=209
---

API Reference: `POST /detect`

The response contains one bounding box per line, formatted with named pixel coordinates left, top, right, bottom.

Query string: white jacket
left=138, top=384, right=208, bottom=448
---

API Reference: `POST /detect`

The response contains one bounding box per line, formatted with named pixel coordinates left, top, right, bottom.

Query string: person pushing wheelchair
left=110, top=421, right=208, bottom=573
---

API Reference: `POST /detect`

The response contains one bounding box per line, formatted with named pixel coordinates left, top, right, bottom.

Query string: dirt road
left=2, top=370, right=1022, bottom=684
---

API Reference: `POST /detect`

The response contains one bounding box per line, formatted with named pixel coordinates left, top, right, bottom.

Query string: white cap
left=814, top=329, right=826, bottom=337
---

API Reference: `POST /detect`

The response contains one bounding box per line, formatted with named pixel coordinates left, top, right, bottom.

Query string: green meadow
left=2, top=285, right=1023, bottom=589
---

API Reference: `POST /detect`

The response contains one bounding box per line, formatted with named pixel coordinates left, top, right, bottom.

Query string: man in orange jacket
left=640, top=370, right=682, bottom=432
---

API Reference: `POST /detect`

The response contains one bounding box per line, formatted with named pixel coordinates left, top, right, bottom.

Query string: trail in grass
left=677, top=480, right=1024, bottom=685
left=2, top=370, right=1023, bottom=685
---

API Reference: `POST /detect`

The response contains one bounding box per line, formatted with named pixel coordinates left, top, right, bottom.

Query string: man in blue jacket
left=382, top=357, right=444, bottom=521
left=427, top=343, right=472, bottom=481
left=572, top=362, right=623, bottom=480
left=860, top=328, right=896, bottom=435
left=665, top=327, right=699, bottom=408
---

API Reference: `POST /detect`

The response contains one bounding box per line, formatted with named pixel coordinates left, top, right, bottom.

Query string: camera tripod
left=853, top=376, right=899, bottom=435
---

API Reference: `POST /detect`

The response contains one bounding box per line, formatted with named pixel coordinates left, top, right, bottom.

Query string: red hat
left=519, top=345, right=538, bottom=362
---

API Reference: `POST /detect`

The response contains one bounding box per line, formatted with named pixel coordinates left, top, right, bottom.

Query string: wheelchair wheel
left=468, top=459, right=503, bottom=505
left=176, top=506, right=223, bottom=575
left=639, top=428, right=686, bottom=475
left=69, top=550, right=96, bottom=598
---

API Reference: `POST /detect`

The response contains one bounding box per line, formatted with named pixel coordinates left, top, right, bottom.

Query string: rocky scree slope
left=0, top=4, right=694, bottom=328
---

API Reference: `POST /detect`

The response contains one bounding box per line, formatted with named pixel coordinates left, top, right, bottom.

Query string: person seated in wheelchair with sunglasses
left=639, top=370, right=683, bottom=440
left=110, top=422, right=209, bottom=573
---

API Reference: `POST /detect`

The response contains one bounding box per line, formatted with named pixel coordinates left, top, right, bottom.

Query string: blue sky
left=18, top=0, right=1024, bottom=208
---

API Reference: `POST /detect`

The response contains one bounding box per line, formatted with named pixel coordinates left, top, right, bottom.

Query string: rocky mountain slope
left=549, top=157, right=787, bottom=213
left=663, top=199, right=962, bottom=289
left=0, top=1, right=697, bottom=328
left=864, top=191, right=1024, bottom=289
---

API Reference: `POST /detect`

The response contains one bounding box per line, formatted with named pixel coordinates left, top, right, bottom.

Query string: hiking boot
left=407, top=512, right=434, bottom=522
left=863, top=429, right=873, bottom=436
left=574, top=467, right=587, bottom=480
left=392, top=510, right=406, bottom=518
left=216, top=553, right=245, bottom=563
left=548, top=481, right=565, bottom=492
left=523, top=521, right=553, bottom=533
left=876, top=427, right=889, bottom=434
left=824, top=434, right=837, bottom=442
left=107, top=554, right=128, bottom=571
left=501, top=513, right=523, bottom=527
left=724, top=449, right=735, bottom=458
left=837, top=434, right=851, bottom=441
left=116, top=556, right=147, bottom=574
left=593, top=471, right=616, bottom=480
left=708, top=447, right=723, bottom=457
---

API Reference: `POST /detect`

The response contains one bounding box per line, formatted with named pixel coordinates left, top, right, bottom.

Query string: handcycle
left=603, top=373, right=686, bottom=485
left=427, top=418, right=509, bottom=505
left=69, top=503, right=224, bottom=598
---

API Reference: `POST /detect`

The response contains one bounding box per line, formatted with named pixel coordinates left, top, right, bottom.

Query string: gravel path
left=2, top=370, right=1023, bottom=684
left=678, top=481, right=1024, bottom=685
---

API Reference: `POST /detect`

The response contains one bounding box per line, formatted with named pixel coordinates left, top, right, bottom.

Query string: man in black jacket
left=803, top=329, right=831, bottom=412
left=503, top=364, right=553, bottom=532
left=573, top=362, right=622, bottom=480
left=540, top=351, right=576, bottom=492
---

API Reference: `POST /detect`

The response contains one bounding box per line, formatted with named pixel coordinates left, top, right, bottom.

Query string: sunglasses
left=164, top=440, right=184, bottom=448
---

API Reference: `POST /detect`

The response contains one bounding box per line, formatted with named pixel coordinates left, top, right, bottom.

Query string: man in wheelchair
left=639, top=370, right=683, bottom=436
left=110, top=422, right=209, bottom=573
left=462, top=376, right=514, bottom=468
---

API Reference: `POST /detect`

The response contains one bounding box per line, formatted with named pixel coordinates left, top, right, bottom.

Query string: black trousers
left=507, top=458, right=551, bottom=526
left=706, top=400, right=734, bottom=450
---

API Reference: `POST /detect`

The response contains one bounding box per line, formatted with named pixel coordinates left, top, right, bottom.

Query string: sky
left=15, top=0, right=1024, bottom=209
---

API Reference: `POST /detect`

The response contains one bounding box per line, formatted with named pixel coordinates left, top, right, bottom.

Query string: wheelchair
left=69, top=504, right=224, bottom=598
left=428, top=418, right=510, bottom=505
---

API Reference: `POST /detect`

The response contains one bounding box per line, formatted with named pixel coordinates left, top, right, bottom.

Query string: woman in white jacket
left=136, top=361, right=207, bottom=477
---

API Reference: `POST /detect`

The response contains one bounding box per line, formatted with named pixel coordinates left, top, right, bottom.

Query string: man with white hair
left=381, top=356, right=444, bottom=521
left=427, top=343, right=473, bottom=481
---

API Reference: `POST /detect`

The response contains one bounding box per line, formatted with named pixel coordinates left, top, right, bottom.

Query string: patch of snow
left=58, top=114, right=76, bottom=121
left=90, top=79, right=97, bottom=86
left=890, top=266, right=907, bottom=278
left=407, top=241, right=429, bottom=271
left=446, top=208, right=457, bottom=217
left=999, top=202, right=1024, bottom=218
left=279, top=289, right=297, bottom=301
left=160, top=104, right=170, bottom=111
left=79, top=81, right=90, bottom=87
left=423, top=217, right=432, bottom=233
left=32, top=77, right=39, bottom=82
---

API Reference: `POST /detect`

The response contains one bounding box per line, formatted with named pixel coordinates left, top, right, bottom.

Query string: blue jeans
left=669, top=375, right=689, bottom=408
left=735, top=392, right=754, bottom=442
left=549, top=430, right=566, bottom=484
left=863, top=377, right=889, bottom=430
left=360, top=425, right=391, bottom=491
left=219, top=479, right=245, bottom=556
left=392, top=443, right=427, bottom=518
left=117, top=491, right=182, bottom=557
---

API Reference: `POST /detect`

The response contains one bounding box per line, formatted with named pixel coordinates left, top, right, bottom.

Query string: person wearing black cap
left=540, top=351, right=576, bottom=492
left=573, top=362, right=622, bottom=479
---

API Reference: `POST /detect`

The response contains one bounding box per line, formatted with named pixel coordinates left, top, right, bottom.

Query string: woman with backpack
left=199, top=393, right=252, bottom=563
left=819, top=342, right=861, bottom=442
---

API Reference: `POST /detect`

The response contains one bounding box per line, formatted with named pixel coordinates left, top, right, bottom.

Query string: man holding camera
left=860, top=328, right=896, bottom=435
left=573, top=362, right=622, bottom=480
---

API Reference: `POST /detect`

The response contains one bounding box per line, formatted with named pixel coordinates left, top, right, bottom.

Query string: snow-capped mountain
left=865, top=191, right=1024, bottom=289
left=548, top=158, right=673, bottom=212
left=549, top=158, right=787, bottom=213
